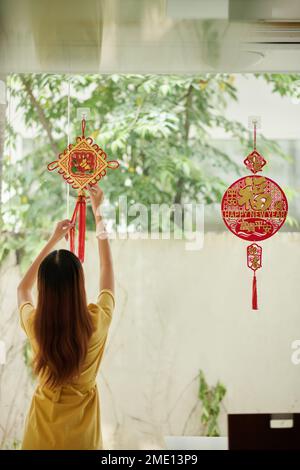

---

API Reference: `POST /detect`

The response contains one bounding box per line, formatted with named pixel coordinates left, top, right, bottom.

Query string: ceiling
left=1, top=0, right=300, bottom=74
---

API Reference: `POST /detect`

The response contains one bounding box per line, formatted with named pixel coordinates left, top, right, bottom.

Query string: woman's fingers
left=65, top=222, right=75, bottom=231
left=87, top=184, right=97, bottom=193
left=57, top=219, right=72, bottom=228
left=61, top=219, right=72, bottom=224
left=64, top=221, right=75, bottom=241
left=56, top=220, right=74, bottom=235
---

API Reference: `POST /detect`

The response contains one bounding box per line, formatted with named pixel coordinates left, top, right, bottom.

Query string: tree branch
left=184, top=84, right=193, bottom=143
left=173, top=84, right=193, bottom=205
left=20, top=76, right=60, bottom=156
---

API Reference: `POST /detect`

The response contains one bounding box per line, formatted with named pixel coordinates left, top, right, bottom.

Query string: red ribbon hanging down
left=252, top=271, right=258, bottom=310
left=70, top=194, right=86, bottom=263
left=81, top=117, right=86, bottom=138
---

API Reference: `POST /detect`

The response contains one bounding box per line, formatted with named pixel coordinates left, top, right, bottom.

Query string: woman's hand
left=87, top=184, right=104, bottom=216
left=50, top=219, right=75, bottom=244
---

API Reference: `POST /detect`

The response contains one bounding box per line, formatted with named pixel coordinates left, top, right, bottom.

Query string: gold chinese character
left=274, top=200, right=283, bottom=211
left=227, top=189, right=237, bottom=205
left=251, top=254, right=260, bottom=270
left=238, top=177, right=271, bottom=211
left=248, top=245, right=258, bottom=255
left=240, top=221, right=255, bottom=232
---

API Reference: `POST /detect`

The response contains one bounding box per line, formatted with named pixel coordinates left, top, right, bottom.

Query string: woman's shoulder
left=87, top=289, right=115, bottom=331
left=88, top=289, right=115, bottom=314
left=19, top=301, right=36, bottom=336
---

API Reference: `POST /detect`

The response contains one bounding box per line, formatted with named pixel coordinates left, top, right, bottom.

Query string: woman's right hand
left=87, top=184, right=104, bottom=216
left=51, top=219, right=75, bottom=243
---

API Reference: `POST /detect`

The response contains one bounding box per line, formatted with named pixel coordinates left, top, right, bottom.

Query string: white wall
left=1, top=232, right=300, bottom=449
left=215, top=75, right=300, bottom=140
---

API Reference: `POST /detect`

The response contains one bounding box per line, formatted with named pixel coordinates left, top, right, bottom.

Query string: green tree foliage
left=0, top=73, right=294, bottom=267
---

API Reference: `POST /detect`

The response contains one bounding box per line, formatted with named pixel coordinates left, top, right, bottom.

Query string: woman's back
left=17, top=185, right=115, bottom=449
left=20, top=289, right=114, bottom=450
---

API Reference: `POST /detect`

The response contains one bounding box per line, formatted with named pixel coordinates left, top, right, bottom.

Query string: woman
left=17, top=185, right=114, bottom=450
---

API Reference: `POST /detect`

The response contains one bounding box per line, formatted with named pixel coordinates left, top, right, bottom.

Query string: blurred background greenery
left=1, top=73, right=299, bottom=269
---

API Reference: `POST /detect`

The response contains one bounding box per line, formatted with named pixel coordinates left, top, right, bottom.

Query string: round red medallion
left=221, top=175, right=288, bottom=242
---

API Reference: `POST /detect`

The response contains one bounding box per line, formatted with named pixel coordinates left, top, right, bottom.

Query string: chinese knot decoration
left=221, top=121, right=288, bottom=310
left=48, top=118, right=119, bottom=262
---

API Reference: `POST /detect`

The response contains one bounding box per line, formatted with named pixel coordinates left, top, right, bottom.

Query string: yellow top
left=19, top=289, right=114, bottom=450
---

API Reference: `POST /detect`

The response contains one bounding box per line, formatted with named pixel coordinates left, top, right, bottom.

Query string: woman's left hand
left=51, top=219, right=75, bottom=243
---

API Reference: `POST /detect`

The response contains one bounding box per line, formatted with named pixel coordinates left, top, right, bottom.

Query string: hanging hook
left=248, top=115, right=261, bottom=150
left=82, top=115, right=86, bottom=138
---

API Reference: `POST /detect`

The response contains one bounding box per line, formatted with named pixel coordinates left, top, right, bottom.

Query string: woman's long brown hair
left=34, top=249, right=94, bottom=387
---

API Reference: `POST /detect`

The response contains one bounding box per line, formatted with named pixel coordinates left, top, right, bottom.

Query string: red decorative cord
left=70, top=201, right=79, bottom=253
left=69, top=194, right=86, bottom=263
left=82, top=118, right=86, bottom=138
left=252, top=272, right=258, bottom=310
left=78, top=196, right=86, bottom=263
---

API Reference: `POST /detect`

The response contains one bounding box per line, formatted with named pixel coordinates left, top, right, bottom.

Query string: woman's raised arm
left=17, top=219, right=74, bottom=307
left=87, top=184, right=114, bottom=295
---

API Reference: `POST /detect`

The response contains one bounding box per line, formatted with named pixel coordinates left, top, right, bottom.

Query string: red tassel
left=70, top=201, right=79, bottom=254
left=78, top=196, right=86, bottom=263
left=70, top=226, right=75, bottom=253
left=69, top=195, right=86, bottom=263
left=252, top=272, right=258, bottom=310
